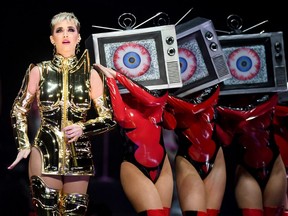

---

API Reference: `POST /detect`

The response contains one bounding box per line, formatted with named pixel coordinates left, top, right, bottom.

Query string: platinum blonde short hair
left=50, top=12, right=80, bottom=33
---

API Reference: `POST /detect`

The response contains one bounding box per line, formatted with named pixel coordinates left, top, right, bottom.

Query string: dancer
left=216, top=93, right=287, bottom=216
left=8, top=12, right=116, bottom=215
left=273, top=101, right=288, bottom=216
left=163, top=85, right=226, bottom=216
left=94, top=64, right=173, bottom=216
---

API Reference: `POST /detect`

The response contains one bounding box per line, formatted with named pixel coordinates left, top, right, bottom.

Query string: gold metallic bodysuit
left=11, top=49, right=116, bottom=176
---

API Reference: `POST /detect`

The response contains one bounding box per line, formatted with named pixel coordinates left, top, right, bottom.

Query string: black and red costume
left=105, top=72, right=168, bottom=183
left=215, top=93, right=280, bottom=189
left=273, top=103, right=288, bottom=173
left=273, top=102, right=288, bottom=215
left=163, top=85, right=221, bottom=179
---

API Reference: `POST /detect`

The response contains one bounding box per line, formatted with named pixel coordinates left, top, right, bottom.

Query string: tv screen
left=171, top=17, right=231, bottom=97
left=218, top=32, right=287, bottom=95
left=85, top=25, right=182, bottom=94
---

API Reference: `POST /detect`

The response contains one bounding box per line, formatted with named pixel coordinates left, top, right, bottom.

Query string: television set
left=218, top=31, right=287, bottom=95
left=85, top=25, right=182, bottom=94
left=170, top=17, right=231, bottom=98
left=278, top=90, right=288, bottom=105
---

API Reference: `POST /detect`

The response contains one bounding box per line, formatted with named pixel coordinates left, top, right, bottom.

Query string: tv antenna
left=216, top=14, right=269, bottom=35
left=91, top=24, right=122, bottom=32
left=117, top=13, right=137, bottom=29
left=92, top=11, right=171, bottom=31
left=133, top=12, right=167, bottom=29
left=92, top=7, right=193, bottom=32
left=175, top=7, right=193, bottom=26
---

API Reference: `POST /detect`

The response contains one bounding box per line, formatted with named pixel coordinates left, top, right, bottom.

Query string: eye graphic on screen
left=113, top=42, right=152, bottom=78
left=227, top=47, right=261, bottom=81
left=178, top=48, right=197, bottom=83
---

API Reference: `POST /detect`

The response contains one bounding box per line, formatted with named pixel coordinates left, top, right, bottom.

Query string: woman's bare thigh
left=29, top=147, right=63, bottom=189
left=120, top=161, right=163, bottom=212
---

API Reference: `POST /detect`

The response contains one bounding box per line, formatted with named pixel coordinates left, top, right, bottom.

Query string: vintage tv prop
left=218, top=31, right=287, bottom=95
left=85, top=24, right=182, bottom=94
left=171, top=17, right=231, bottom=97
left=278, top=90, right=288, bottom=105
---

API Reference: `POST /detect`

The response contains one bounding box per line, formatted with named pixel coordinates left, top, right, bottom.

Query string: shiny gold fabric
left=11, top=49, right=116, bottom=175
left=31, top=175, right=60, bottom=215
left=31, top=175, right=89, bottom=215
left=62, top=193, right=89, bottom=215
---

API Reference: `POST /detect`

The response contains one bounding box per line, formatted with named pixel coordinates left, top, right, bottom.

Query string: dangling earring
left=76, top=43, right=80, bottom=54
left=53, top=44, right=56, bottom=56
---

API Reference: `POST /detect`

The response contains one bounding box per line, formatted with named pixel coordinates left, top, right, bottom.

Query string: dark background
left=0, top=0, right=287, bottom=215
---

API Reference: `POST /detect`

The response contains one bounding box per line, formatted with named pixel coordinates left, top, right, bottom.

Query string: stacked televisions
left=85, top=24, right=182, bottom=94
left=85, top=16, right=287, bottom=98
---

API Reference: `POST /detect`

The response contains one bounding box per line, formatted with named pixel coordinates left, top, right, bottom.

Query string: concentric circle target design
left=178, top=48, right=197, bottom=83
left=113, top=42, right=151, bottom=78
left=227, top=47, right=261, bottom=80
